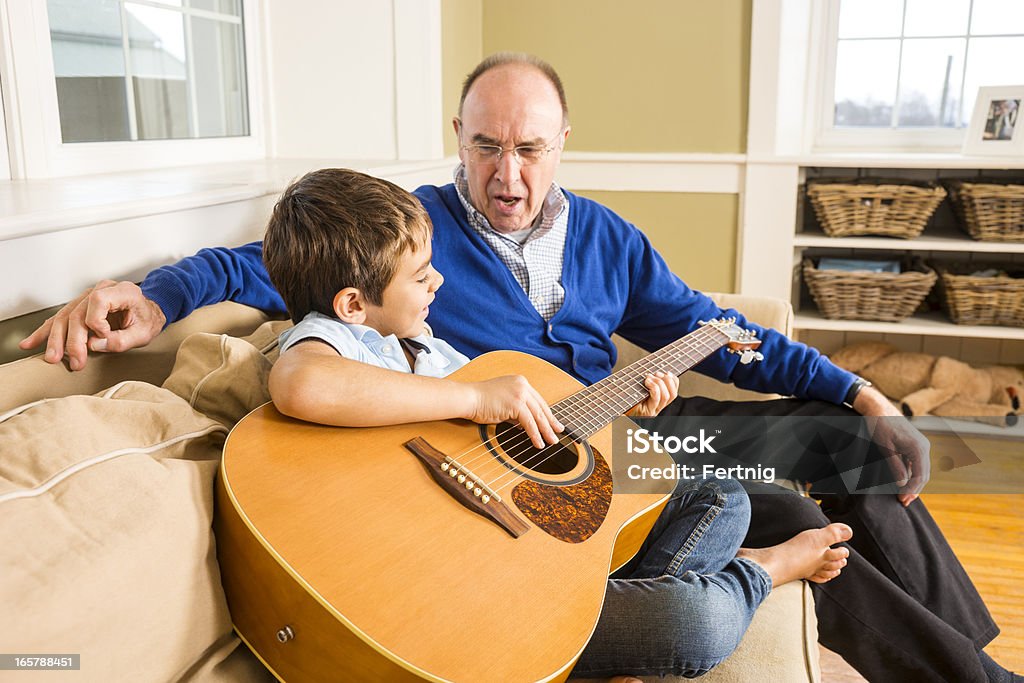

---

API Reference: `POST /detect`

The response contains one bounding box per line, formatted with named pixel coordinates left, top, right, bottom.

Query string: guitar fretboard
left=551, top=325, right=730, bottom=439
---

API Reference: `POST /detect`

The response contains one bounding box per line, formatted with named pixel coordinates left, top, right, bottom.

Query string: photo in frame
left=962, top=85, right=1024, bottom=156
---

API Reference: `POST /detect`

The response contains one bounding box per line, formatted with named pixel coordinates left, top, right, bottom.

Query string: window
left=48, top=0, right=248, bottom=143
left=818, top=0, right=1024, bottom=151
left=1, top=0, right=262, bottom=178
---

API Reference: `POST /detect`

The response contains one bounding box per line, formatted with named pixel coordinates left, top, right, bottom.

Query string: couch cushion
left=0, top=381, right=272, bottom=682
left=161, top=320, right=291, bottom=428
left=0, top=302, right=275, bottom=414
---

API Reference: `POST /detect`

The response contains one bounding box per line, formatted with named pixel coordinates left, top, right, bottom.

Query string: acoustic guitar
left=214, top=319, right=762, bottom=683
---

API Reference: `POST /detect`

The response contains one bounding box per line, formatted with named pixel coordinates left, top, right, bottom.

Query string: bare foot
left=609, top=677, right=642, bottom=683
left=736, top=523, right=853, bottom=586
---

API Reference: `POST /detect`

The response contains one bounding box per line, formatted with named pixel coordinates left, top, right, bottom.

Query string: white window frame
left=0, top=0, right=17, bottom=180
left=812, top=0, right=981, bottom=153
left=0, top=0, right=265, bottom=179
left=0, top=84, right=10, bottom=181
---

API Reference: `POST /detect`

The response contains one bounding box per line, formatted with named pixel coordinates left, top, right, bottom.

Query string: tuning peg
left=739, top=350, right=764, bottom=365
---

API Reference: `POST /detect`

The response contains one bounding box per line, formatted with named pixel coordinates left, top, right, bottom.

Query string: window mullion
left=118, top=1, right=139, bottom=141
left=183, top=8, right=198, bottom=138
left=215, top=20, right=227, bottom=135
left=959, top=0, right=976, bottom=127
left=891, top=0, right=909, bottom=128
left=129, top=0, right=241, bottom=24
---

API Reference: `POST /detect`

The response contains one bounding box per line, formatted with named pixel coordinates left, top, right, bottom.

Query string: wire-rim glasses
left=459, top=128, right=566, bottom=166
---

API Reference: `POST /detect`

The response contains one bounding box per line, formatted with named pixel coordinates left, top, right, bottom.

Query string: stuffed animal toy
left=829, top=341, right=1022, bottom=427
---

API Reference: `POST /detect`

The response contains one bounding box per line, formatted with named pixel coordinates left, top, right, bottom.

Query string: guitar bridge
left=404, top=436, right=530, bottom=538
left=440, top=456, right=502, bottom=504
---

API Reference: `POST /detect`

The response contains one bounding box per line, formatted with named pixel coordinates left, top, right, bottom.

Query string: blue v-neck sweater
left=141, top=183, right=854, bottom=403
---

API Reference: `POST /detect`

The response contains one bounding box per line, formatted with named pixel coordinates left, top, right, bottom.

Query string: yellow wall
left=441, top=0, right=483, bottom=156
left=570, top=190, right=737, bottom=293
left=481, top=0, right=751, bottom=153
left=471, top=0, right=751, bottom=293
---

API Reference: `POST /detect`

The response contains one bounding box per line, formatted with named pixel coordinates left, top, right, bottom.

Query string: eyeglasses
left=459, top=129, right=566, bottom=166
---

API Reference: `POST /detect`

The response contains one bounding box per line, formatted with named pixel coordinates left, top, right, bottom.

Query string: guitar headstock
left=699, top=318, right=764, bottom=364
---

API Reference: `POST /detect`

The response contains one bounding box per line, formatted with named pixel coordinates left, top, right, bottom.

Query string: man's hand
left=852, top=385, right=931, bottom=507
left=467, top=375, right=564, bottom=449
left=18, top=280, right=166, bottom=371
left=628, top=372, right=680, bottom=417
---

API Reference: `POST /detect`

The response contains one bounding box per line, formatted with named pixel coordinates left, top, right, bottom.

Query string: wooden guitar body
left=215, top=351, right=676, bottom=683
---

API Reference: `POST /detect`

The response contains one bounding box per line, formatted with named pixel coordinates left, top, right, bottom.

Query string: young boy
left=262, top=168, right=852, bottom=680
left=264, top=168, right=679, bottom=442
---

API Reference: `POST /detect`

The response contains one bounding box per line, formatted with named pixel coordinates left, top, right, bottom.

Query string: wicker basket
left=935, top=263, right=1024, bottom=327
left=945, top=180, right=1024, bottom=242
left=806, top=179, right=946, bottom=238
left=803, top=258, right=937, bottom=322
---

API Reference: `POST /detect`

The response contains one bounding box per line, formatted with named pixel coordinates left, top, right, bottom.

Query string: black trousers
left=661, top=396, right=999, bottom=683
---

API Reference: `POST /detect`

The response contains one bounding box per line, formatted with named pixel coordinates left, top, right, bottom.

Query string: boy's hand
left=466, top=375, right=564, bottom=449
left=628, top=372, right=679, bottom=417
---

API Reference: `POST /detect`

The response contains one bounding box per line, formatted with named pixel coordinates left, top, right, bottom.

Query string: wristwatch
left=843, top=377, right=873, bottom=409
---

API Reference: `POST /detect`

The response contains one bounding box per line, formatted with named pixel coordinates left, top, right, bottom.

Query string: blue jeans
left=570, top=477, right=772, bottom=679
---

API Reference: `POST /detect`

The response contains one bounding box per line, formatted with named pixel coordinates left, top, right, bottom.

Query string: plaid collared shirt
left=453, top=165, right=569, bottom=321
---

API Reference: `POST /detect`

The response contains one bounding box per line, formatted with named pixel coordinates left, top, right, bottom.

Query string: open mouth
left=495, top=194, right=522, bottom=208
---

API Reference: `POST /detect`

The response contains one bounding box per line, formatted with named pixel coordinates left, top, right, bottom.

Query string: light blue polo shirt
left=278, top=311, right=470, bottom=378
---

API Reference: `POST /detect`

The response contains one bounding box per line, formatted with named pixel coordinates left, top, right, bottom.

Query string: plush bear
left=829, top=341, right=1022, bottom=427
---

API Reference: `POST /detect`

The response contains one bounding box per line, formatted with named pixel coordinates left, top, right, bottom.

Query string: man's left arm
left=614, top=226, right=929, bottom=504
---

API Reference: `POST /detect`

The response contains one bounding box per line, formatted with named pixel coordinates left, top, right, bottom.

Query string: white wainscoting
left=0, top=158, right=457, bottom=322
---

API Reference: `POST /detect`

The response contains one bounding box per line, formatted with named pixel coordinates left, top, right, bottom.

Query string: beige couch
left=0, top=294, right=819, bottom=683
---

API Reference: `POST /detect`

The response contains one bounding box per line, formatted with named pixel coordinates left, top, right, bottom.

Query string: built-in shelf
left=795, top=310, right=1024, bottom=340
left=753, top=152, right=1024, bottom=170
left=794, top=224, right=1024, bottom=254
left=788, top=160, right=1024, bottom=348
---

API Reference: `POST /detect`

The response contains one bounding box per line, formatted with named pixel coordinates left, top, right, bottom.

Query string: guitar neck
left=552, top=325, right=730, bottom=439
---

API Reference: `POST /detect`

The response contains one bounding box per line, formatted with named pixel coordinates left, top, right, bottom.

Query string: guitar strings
left=483, top=330, right=729, bottom=495
left=450, top=327, right=717, bottom=482
left=483, top=337, right=721, bottom=496
left=459, top=327, right=726, bottom=492
left=444, top=327, right=730, bottom=496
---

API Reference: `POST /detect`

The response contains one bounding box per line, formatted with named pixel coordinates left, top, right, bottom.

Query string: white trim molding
left=0, top=157, right=457, bottom=321
left=558, top=152, right=745, bottom=194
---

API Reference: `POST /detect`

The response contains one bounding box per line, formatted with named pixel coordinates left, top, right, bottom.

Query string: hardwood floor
left=924, top=491, right=1024, bottom=673
left=820, top=430, right=1024, bottom=681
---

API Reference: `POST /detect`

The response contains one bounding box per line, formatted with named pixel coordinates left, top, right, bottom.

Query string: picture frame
left=962, top=85, right=1024, bottom=157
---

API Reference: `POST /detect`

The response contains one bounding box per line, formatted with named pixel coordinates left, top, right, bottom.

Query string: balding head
left=459, top=52, right=569, bottom=127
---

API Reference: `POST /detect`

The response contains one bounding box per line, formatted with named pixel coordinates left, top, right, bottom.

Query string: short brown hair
left=459, top=52, right=569, bottom=125
left=263, top=168, right=431, bottom=322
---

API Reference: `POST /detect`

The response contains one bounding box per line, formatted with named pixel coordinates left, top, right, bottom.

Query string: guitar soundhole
left=493, top=422, right=579, bottom=475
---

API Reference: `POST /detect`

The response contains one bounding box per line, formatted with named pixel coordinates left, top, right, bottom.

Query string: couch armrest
left=0, top=302, right=276, bottom=412
left=612, top=292, right=794, bottom=403
left=571, top=582, right=820, bottom=683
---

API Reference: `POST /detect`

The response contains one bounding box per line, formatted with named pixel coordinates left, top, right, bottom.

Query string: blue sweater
left=141, top=183, right=855, bottom=403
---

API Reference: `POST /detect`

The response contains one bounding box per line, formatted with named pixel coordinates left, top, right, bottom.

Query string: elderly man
left=23, top=53, right=1015, bottom=683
